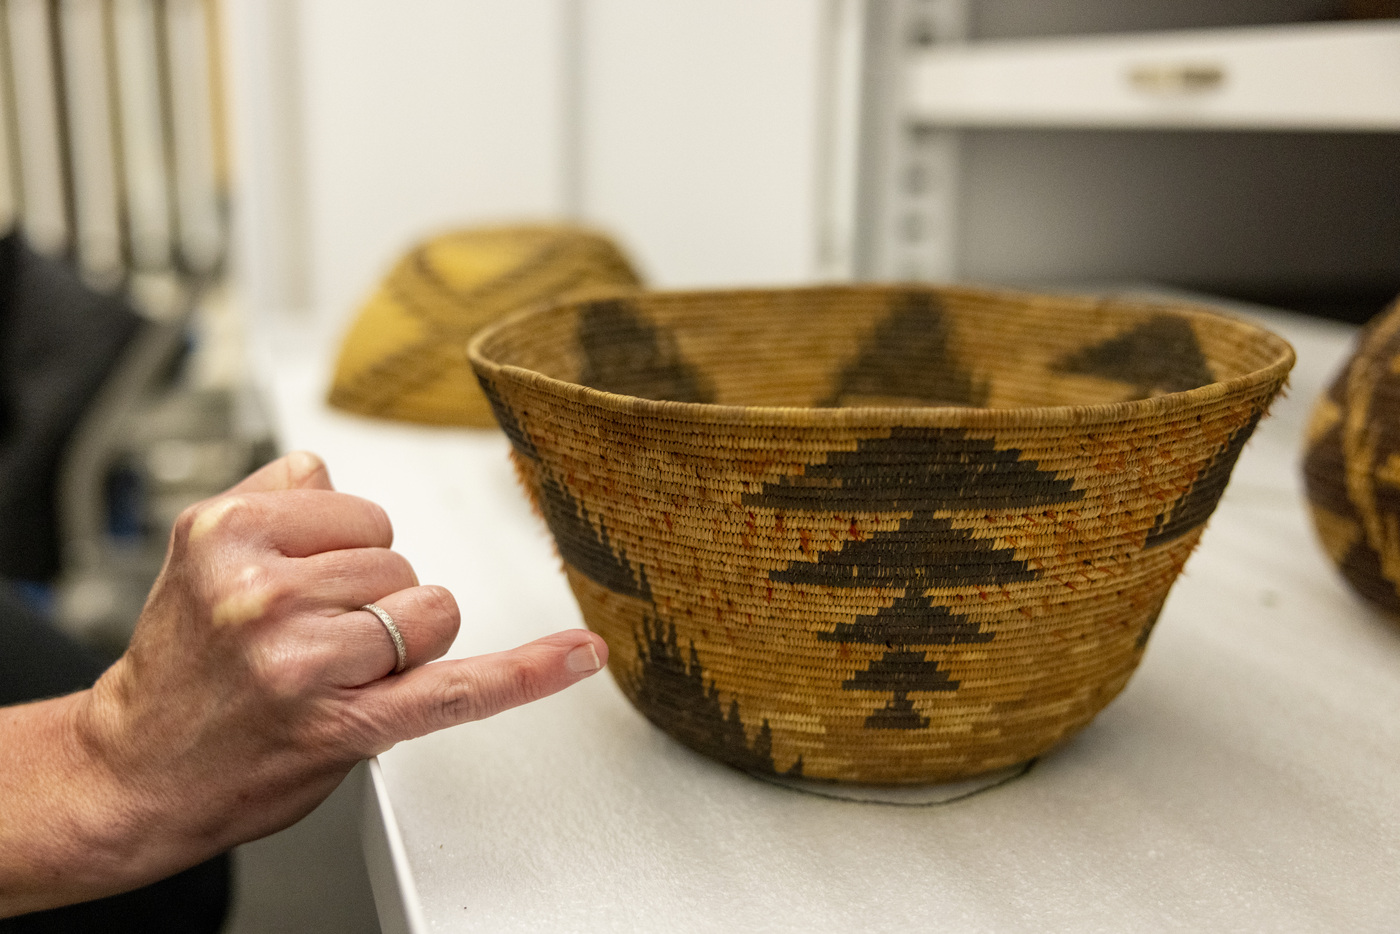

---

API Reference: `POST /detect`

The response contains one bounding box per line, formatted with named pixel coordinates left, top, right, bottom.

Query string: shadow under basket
left=469, top=284, right=1294, bottom=785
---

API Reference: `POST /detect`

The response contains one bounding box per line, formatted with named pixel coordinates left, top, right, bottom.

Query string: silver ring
left=361, top=603, right=407, bottom=673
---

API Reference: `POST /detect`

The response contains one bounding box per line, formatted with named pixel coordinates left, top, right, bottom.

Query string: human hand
left=3, top=451, right=607, bottom=913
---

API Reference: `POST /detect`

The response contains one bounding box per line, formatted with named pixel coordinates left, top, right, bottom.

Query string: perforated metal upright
left=850, top=0, right=968, bottom=283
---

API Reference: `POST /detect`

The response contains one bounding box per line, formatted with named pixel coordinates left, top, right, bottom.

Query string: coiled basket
left=328, top=224, right=640, bottom=427
left=1303, top=292, right=1400, bottom=616
left=469, top=285, right=1294, bottom=784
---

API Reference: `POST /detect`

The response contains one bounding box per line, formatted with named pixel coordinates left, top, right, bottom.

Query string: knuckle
left=430, top=658, right=546, bottom=728
left=387, top=651, right=561, bottom=744
left=362, top=500, right=393, bottom=546
left=210, top=562, right=293, bottom=628
left=170, top=501, right=206, bottom=550
left=382, top=551, right=417, bottom=589
left=434, top=668, right=487, bottom=725
left=420, top=585, right=460, bottom=627
left=200, top=497, right=245, bottom=538
left=177, top=495, right=255, bottom=549
left=247, top=648, right=311, bottom=708
left=498, top=655, right=546, bottom=708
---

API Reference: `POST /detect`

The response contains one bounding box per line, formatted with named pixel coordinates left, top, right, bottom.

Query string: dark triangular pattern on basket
left=843, top=651, right=958, bottom=729
left=1302, top=409, right=1395, bottom=607
left=478, top=376, right=651, bottom=600
left=1302, top=318, right=1400, bottom=612
left=1302, top=418, right=1350, bottom=520
left=537, top=475, right=652, bottom=601
left=1352, top=331, right=1400, bottom=607
left=1339, top=537, right=1400, bottom=612
left=1135, top=603, right=1166, bottom=650
left=632, top=613, right=803, bottom=777
left=744, top=427, right=1084, bottom=730
left=817, top=591, right=994, bottom=646
left=1052, top=314, right=1215, bottom=397
left=820, top=291, right=990, bottom=407
left=769, top=514, right=1040, bottom=588
left=1364, top=336, right=1400, bottom=521
left=1145, top=409, right=1262, bottom=549
left=575, top=298, right=716, bottom=404
left=478, top=375, right=539, bottom=459
left=821, top=594, right=988, bottom=730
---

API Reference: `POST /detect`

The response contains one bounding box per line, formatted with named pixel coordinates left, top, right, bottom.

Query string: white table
left=258, top=301, right=1400, bottom=933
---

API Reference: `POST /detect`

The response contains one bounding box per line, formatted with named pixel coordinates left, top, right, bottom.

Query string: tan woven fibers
left=328, top=224, right=641, bottom=427
left=1303, top=293, right=1400, bottom=617
left=470, top=285, right=1295, bottom=784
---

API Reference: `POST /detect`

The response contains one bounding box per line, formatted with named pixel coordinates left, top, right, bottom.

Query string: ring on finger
left=361, top=603, right=407, bottom=673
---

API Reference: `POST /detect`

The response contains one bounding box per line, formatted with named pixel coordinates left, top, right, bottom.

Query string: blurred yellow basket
left=329, top=224, right=640, bottom=427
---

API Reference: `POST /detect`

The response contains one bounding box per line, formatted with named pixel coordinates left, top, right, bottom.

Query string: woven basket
left=1303, top=294, right=1400, bottom=616
left=469, top=285, right=1294, bottom=784
left=328, top=224, right=641, bottom=427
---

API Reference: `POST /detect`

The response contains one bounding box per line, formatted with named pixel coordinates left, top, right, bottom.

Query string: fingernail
left=566, top=642, right=602, bottom=674
left=287, top=450, right=324, bottom=483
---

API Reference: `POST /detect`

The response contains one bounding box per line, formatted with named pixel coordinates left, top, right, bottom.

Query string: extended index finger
left=351, top=630, right=609, bottom=753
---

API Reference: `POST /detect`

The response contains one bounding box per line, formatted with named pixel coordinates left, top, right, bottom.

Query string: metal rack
left=850, top=0, right=1400, bottom=314
left=0, top=0, right=271, bottom=650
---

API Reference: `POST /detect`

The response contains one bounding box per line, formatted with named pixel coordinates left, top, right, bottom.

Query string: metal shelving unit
left=852, top=0, right=1400, bottom=314
left=0, top=0, right=272, bottom=650
left=910, top=20, right=1400, bottom=130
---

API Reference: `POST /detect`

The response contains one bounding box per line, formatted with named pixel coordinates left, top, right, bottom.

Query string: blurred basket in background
left=328, top=224, right=641, bottom=428
left=470, top=285, right=1294, bottom=784
left=1303, top=293, right=1400, bottom=616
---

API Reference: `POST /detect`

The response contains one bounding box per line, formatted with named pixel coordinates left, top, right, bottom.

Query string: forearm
left=0, top=691, right=176, bottom=916
left=0, top=449, right=612, bottom=917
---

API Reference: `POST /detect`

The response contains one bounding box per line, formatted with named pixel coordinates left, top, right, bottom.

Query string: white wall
left=297, top=0, right=571, bottom=319
left=578, top=0, right=828, bottom=287
left=224, top=0, right=837, bottom=324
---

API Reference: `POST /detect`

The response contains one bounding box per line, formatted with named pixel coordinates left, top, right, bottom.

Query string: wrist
left=0, top=688, right=173, bottom=915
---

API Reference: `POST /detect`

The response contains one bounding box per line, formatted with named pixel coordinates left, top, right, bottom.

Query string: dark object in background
left=1336, top=0, right=1400, bottom=19
left=1303, top=293, right=1400, bottom=615
left=0, top=579, right=230, bottom=933
left=0, top=234, right=143, bottom=582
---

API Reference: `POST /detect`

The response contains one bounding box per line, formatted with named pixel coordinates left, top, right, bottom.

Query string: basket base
left=749, top=759, right=1034, bottom=806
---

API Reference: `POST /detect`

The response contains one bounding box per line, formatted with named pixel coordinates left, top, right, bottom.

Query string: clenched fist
left=0, top=452, right=607, bottom=916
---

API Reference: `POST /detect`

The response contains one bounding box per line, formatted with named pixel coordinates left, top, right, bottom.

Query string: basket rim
left=466, top=283, right=1296, bottom=430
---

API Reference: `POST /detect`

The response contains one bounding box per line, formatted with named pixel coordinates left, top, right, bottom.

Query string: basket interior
left=477, top=286, right=1292, bottom=410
